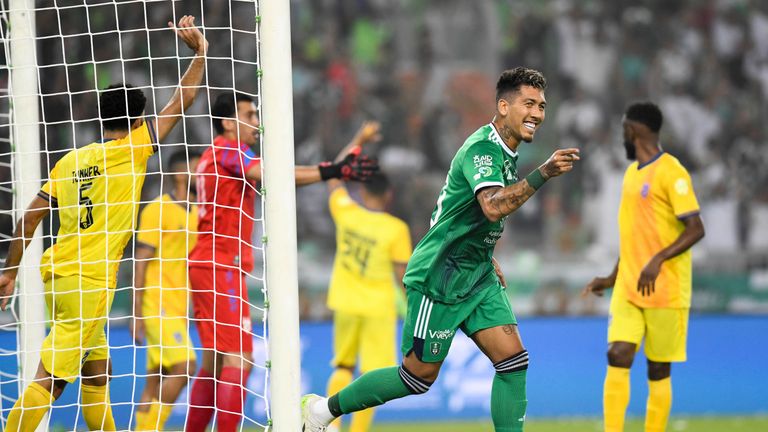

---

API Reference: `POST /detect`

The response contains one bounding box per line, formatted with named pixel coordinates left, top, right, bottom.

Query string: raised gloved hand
left=319, top=151, right=379, bottom=182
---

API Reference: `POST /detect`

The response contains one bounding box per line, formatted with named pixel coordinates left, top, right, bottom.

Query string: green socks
left=329, top=366, right=429, bottom=416
left=491, top=350, right=529, bottom=432
left=491, top=370, right=528, bottom=431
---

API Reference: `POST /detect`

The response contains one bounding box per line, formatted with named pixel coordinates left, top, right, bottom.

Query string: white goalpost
left=2, top=0, right=46, bottom=430
left=260, top=0, right=303, bottom=430
left=0, top=0, right=301, bottom=430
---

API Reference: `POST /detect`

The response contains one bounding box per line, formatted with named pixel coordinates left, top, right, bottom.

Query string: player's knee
left=336, top=364, right=355, bottom=373
left=402, top=352, right=441, bottom=382
left=51, top=378, right=68, bottom=399
left=647, top=360, right=671, bottom=380
left=607, top=343, right=635, bottom=368
left=398, top=364, right=434, bottom=395
left=493, top=349, right=529, bottom=374
left=82, top=374, right=108, bottom=387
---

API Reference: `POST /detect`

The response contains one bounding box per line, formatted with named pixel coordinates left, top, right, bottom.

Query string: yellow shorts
left=332, top=312, right=396, bottom=373
left=40, top=276, right=114, bottom=383
left=608, top=296, right=689, bottom=362
left=144, top=316, right=196, bottom=371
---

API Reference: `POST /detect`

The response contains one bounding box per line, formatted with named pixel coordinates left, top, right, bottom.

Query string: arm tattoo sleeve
left=477, top=181, right=537, bottom=221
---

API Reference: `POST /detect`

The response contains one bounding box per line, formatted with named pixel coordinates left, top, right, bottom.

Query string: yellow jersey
left=615, top=152, right=700, bottom=308
left=135, top=194, right=198, bottom=318
left=327, top=188, right=412, bottom=318
left=39, top=120, right=158, bottom=288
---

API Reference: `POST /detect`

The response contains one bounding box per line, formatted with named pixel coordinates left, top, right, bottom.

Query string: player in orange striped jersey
left=583, top=102, right=705, bottom=432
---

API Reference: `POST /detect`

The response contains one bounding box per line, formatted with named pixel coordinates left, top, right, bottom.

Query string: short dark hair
left=625, top=101, right=663, bottom=133
left=99, top=83, right=146, bottom=131
left=362, top=172, right=391, bottom=197
left=212, top=92, right=254, bottom=134
left=496, top=67, right=547, bottom=101
left=166, top=149, right=201, bottom=172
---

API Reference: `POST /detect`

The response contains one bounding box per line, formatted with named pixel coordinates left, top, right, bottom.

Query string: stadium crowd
left=2, top=0, right=767, bottom=318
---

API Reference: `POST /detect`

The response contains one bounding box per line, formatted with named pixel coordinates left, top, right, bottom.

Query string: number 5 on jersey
left=79, top=181, right=94, bottom=229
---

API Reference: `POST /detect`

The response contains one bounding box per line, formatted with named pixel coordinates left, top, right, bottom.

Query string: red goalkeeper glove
left=318, top=152, right=379, bottom=182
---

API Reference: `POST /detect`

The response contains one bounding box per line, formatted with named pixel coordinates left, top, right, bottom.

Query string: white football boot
left=301, top=394, right=330, bottom=432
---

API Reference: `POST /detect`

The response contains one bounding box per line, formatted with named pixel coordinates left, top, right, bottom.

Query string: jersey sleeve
left=135, top=201, right=161, bottom=252
left=461, top=140, right=505, bottom=194
left=390, top=220, right=412, bottom=264
left=39, top=164, right=59, bottom=207
left=328, top=187, right=360, bottom=221
left=129, top=118, right=158, bottom=161
left=664, top=162, right=700, bottom=219
left=219, top=142, right=260, bottom=178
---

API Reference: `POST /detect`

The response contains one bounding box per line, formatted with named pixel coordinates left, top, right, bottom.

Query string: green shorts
left=401, top=283, right=517, bottom=363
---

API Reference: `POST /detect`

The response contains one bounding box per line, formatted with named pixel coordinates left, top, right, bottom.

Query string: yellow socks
left=134, top=401, right=158, bottom=431
left=350, top=406, right=376, bottom=432
left=134, top=409, right=149, bottom=431
left=603, top=366, right=630, bottom=432
left=326, top=368, right=354, bottom=430
left=81, top=383, right=116, bottom=431
left=5, top=382, right=53, bottom=432
left=135, top=399, right=173, bottom=431
left=158, top=402, right=174, bottom=430
left=646, top=378, right=672, bottom=432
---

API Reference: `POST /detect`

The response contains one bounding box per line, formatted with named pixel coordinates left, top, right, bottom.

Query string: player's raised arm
left=0, top=195, right=50, bottom=310
left=155, top=15, right=208, bottom=142
left=325, top=121, right=382, bottom=192
left=245, top=122, right=379, bottom=186
left=476, top=148, right=580, bottom=222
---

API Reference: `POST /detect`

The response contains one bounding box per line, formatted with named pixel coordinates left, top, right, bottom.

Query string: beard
left=624, top=139, right=636, bottom=160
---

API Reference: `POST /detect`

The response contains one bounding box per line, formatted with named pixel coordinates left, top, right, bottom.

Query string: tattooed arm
left=476, top=183, right=536, bottom=223
left=476, top=148, right=580, bottom=222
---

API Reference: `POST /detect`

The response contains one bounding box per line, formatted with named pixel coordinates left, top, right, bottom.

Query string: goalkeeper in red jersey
left=0, top=16, right=207, bottom=431
left=184, top=92, right=378, bottom=432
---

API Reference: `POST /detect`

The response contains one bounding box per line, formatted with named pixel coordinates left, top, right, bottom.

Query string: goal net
left=0, top=0, right=300, bottom=430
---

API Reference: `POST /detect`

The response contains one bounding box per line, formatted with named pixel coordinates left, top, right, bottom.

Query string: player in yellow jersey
left=0, top=16, right=207, bottom=432
left=324, top=123, right=412, bottom=432
left=583, top=102, right=705, bottom=432
left=131, top=150, right=200, bottom=431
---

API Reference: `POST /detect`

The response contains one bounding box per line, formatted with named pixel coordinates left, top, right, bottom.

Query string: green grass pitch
left=358, top=416, right=768, bottom=431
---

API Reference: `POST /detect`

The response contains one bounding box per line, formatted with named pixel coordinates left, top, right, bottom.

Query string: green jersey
left=403, top=123, right=519, bottom=304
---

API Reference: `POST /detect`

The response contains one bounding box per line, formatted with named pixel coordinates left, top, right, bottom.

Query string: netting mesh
left=0, top=1, right=271, bottom=430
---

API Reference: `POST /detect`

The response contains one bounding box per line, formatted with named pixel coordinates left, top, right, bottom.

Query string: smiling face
left=497, top=85, right=546, bottom=145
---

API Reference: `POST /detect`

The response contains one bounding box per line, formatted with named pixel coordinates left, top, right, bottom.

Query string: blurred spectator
left=2, top=0, right=768, bottom=318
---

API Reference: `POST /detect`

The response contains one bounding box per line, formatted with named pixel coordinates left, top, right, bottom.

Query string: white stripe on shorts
left=418, top=298, right=434, bottom=339
left=413, top=295, right=427, bottom=338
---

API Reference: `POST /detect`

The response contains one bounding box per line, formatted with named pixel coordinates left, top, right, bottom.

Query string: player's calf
left=491, top=350, right=529, bottom=432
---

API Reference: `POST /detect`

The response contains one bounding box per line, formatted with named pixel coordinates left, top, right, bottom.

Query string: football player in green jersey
left=302, top=67, right=580, bottom=432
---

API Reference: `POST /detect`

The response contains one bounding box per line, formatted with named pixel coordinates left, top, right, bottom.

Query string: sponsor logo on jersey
left=429, top=329, right=455, bottom=340
left=473, top=166, right=493, bottom=180
left=430, top=342, right=442, bottom=355
left=473, top=154, right=493, bottom=168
